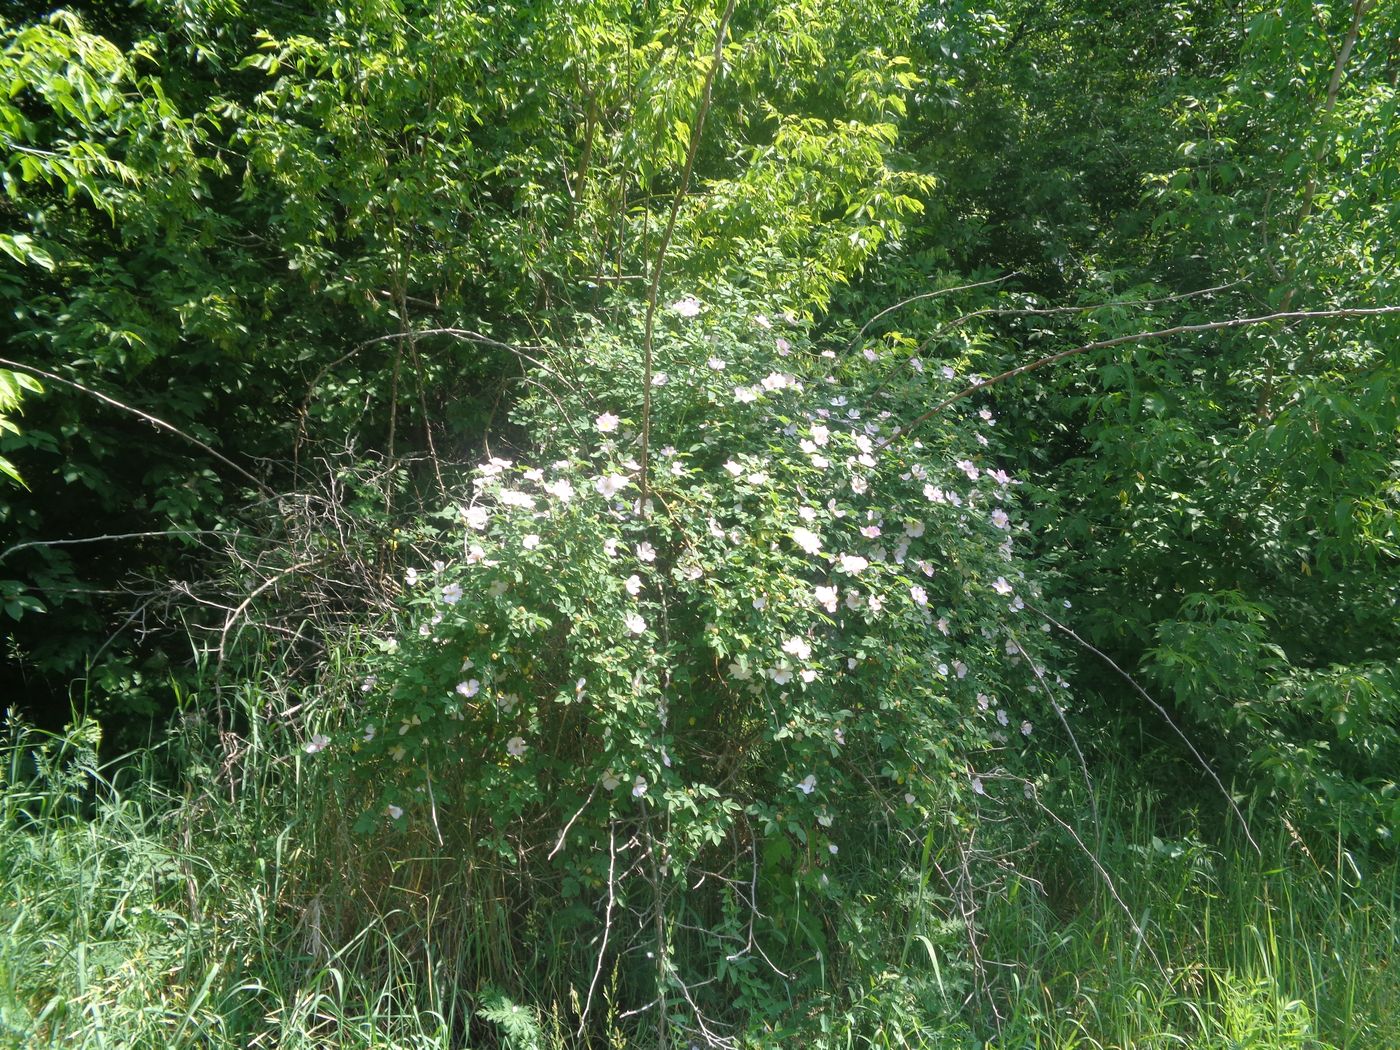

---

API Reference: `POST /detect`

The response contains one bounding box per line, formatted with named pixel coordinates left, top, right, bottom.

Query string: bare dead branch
left=886, top=304, right=1400, bottom=445
left=0, top=356, right=272, bottom=496
left=577, top=819, right=618, bottom=1039
left=850, top=272, right=1019, bottom=352
left=215, top=559, right=315, bottom=673
left=0, top=529, right=228, bottom=565
left=1005, top=629, right=1099, bottom=836
left=1029, top=603, right=1259, bottom=853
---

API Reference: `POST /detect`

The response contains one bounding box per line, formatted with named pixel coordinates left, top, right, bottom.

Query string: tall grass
left=0, top=709, right=470, bottom=1050
left=1, top=708, right=1395, bottom=1049
left=974, top=786, right=1398, bottom=1050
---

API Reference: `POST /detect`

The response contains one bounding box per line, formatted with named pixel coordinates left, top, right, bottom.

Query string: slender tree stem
left=638, top=0, right=739, bottom=516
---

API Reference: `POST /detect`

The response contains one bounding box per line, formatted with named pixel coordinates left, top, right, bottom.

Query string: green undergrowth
left=977, top=785, right=1399, bottom=1050
left=2, top=715, right=1395, bottom=1049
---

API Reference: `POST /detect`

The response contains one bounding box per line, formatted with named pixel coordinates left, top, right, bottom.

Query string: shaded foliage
left=0, top=0, right=1397, bottom=1041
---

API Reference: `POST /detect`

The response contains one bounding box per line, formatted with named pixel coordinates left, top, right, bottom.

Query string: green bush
left=308, top=293, right=1068, bottom=1041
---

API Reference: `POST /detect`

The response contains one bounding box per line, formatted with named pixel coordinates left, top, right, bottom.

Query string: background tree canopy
left=0, top=1, right=1397, bottom=1047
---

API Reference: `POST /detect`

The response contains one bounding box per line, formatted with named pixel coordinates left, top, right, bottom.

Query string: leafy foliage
left=0, top=0, right=1398, bottom=1043
left=316, top=293, right=1062, bottom=1037
left=0, top=369, right=40, bottom=489
left=1, top=0, right=925, bottom=721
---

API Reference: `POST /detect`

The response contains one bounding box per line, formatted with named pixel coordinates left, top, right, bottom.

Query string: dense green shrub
left=304, top=293, right=1068, bottom=1040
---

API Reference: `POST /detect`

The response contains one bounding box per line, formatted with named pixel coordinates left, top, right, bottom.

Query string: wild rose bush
left=315, top=290, right=1072, bottom=1035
